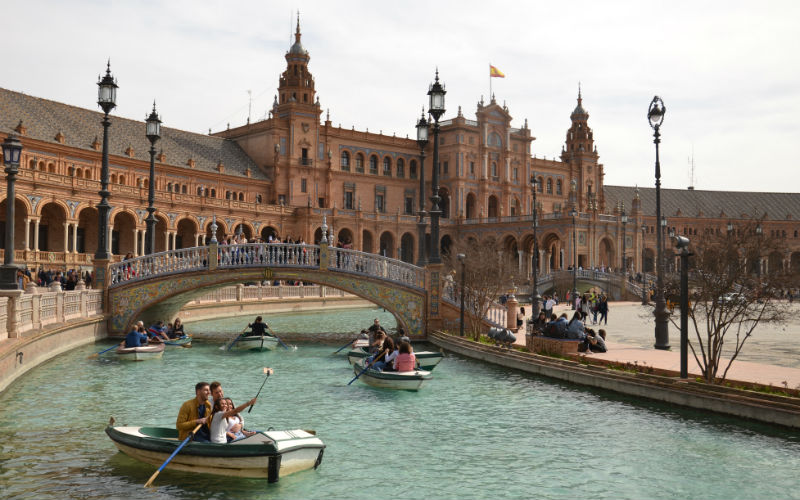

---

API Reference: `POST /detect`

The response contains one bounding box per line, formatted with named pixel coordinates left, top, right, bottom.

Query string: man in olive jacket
left=176, top=382, right=212, bottom=441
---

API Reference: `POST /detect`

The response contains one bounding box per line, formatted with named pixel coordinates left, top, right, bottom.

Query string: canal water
left=1, top=307, right=799, bottom=500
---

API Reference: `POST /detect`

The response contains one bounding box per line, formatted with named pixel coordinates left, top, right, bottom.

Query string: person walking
left=598, top=295, right=609, bottom=325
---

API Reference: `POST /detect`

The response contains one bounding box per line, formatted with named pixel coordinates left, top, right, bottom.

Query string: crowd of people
left=358, top=318, right=418, bottom=372
left=526, top=292, right=610, bottom=354
left=14, top=267, right=93, bottom=290
left=123, top=318, right=187, bottom=347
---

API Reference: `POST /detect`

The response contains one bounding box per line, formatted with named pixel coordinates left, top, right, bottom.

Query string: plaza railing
left=327, top=247, right=425, bottom=290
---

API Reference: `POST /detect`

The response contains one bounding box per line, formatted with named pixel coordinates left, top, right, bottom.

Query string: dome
left=289, top=40, right=307, bottom=55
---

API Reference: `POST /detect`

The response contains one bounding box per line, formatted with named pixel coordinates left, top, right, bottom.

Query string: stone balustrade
left=0, top=288, right=105, bottom=341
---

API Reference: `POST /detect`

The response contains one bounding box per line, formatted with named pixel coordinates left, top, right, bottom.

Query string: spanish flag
left=490, top=65, right=505, bottom=78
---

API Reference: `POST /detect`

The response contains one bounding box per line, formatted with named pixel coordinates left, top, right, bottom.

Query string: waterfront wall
left=428, top=331, right=800, bottom=429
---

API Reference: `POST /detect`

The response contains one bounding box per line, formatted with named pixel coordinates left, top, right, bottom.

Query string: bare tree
left=443, top=237, right=523, bottom=340
left=663, top=219, right=792, bottom=383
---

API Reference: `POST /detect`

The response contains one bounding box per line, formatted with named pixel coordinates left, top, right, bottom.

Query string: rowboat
left=165, top=336, right=192, bottom=347
left=116, top=342, right=165, bottom=361
left=346, top=347, right=443, bottom=370
left=352, top=358, right=432, bottom=391
left=231, top=335, right=280, bottom=351
left=106, top=425, right=324, bottom=483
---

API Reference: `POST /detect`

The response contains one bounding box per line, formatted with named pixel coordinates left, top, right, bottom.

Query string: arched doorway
left=488, top=195, right=499, bottom=218
left=76, top=207, right=98, bottom=254
left=111, top=211, right=137, bottom=257
left=261, top=226, right=279, bottom=242
left=400, top=232, right=415, bottom=263
left=768, top=251, right=783, bottom=275
left=598, top=237, right=615, bottom=270
left=176, top=218, right=197, bottom=248
left=39, top=202, right=68, bottom=252
left=791, top=252, right=800, bottom=274
left=0, top=197, right=29, bottom=251
left=337, top=228, right=354, bottom=247
left=465, top=192, right=477, bottom=219
left=362, top=230, right=374, bottom=253
left=379, top=231, right=395, bottom=257
left=440, top=234, right=454, bottom=258
left=502, top=235, right=519, bottom=271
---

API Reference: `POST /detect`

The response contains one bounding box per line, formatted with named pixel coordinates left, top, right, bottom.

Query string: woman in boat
left=393, top=341, right=416, bottom=371
left=224, top=398, right=256, bottom=442
left=248, top=316, right=270, bottom=337
left=168, top=318, right=185, bottom=339
left=370, top=336, right=396, bottom=372
left=210, top=396, right=257, bottom=444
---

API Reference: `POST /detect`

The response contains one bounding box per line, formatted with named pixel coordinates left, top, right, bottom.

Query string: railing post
left=320, top=285, right=326, bottom=298
left=31, top=293, right=41, bottom=330
left=0, top=291, right=23, bottom=339
left=0, top=296, right=8, bottom=340
left=208, top=242, right=218, bottom=271
left=236, top=283, right=244, bottom=301
left=319, top=241, right=329, bottom=271
left=80, top=289, right=88, bottom=318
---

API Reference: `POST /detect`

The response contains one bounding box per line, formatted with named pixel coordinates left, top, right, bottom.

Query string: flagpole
left=489, top=63, right=492, bottom=100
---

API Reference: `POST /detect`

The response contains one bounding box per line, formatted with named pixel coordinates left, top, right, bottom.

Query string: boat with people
left=230, top=335, right=280, bottom=351
left=105, top=425, right=325, bottom=483
left=165, top=336, right=193, bottom=347
left=115, top=342, right=165, bottom=361
left=347, top=346, right=443, bottom=370
left=351, top=358, right=432, bottom=391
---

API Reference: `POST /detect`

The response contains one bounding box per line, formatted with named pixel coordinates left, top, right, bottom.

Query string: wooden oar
left=267, top=325, right=293, bottom=351
left=144, top=423, right=202, bottom=487
left=347, top=350, right=385, bottom=386
left=333, top=337, right=360, bottom=354
left=87, top=342, right=122, bottom=359
left=248, top=367, right=273, bottom=413
left=220, top=326, right=248, bottom=351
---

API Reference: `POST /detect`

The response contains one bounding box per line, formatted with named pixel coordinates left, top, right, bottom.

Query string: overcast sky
left=4, top=1, right=799, bottom=192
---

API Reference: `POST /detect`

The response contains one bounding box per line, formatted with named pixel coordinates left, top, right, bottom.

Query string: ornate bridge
left=108, top=241, right=438, bottom=336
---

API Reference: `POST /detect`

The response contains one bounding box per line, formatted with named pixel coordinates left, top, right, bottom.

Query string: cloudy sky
left=4, top=1, right=798, bottom=192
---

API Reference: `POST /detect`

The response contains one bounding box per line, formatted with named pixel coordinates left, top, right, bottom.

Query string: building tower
left=561, top=86, right=604, bottom=212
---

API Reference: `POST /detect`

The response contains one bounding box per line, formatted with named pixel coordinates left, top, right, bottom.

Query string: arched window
left=383, top=157, right=392, bottom=176
left=181, top=185, right=187, bottom=194
left=256, top=194, right=263, bottom=203
left=489, top=132, right=502, bottom=148
left=118, top=175, right=125, bottom=185
left=197, top=186, right=203, bottom=196
left=48, top=162, right=56, bottom=173
left=396, top=158, right=405, bottom=178
left=409, top=159, right=417, bottom=179
left=111, top=174, right=118, bottom=184
left=167, top=182, right=173, bottom=191
left=238, top=193, right=244, bottom=201
left=546, top=178, right=553, bottom=194
left=210, top=189, right=216, bottom=198
left=67, top=166, right=74, bottom=176
left=84, top=170, right=92, bottom=179
left=355, top=153, right=365, bottom=173
left=341, top=151, right=350, bottom=170
left=28, top=159, right=35, bottom=169
left=537, top=176, right=544, bottom=193
left=556, top=180, right=563, bottom=195
left=369, top=155, right=378, bottom=174
left=491, top=162, right=497, bottom=178
left=225, top=191, right=231, bottom=200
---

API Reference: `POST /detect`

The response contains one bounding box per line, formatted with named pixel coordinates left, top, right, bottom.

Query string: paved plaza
left=516, top=300, right=800, bottom=388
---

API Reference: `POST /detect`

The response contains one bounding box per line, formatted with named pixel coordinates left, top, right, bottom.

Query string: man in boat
left=210, top=381, right=224, bottom=406
left=367, top=318, right=386, bottom=348
left=147, top=321, right=170, bottom=342
left=124, top=324, right=148, bottom=348
left=248, top=316, right=271, bottom=338
left=176, top=382, right=212, bottom=441
left=368, top=330, right=386, bottom=355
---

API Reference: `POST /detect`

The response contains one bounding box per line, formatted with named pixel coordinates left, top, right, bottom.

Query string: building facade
left=2, top=20, right=800, bottom=279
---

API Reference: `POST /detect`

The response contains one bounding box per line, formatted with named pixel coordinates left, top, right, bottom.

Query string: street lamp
left=755, top=224, right=763, bottom=278
left=144, top=102, right=161, bottom=255
left=648, top=95, right=670, bottom=350
left=415, top=109, right=429, bottom=266
left=621, top=208, right=628, bottom=274
left=0, top=133, right=23, bottom=289
left=727, top=221, right=734, bottom=235
left=661, top=216, right=668, bottom=272
left=570, top=208, right=578, bottom=309
left=675, top=235, right=692, bottom=378
left=95, top=61, right=118, bottom=261
left=458, top=253, right=466, bottom=337
left=426, top=70, right=446, bottom=264
left=668, top=226, right=675, bottom=273
left=641, top=223, right=648, bottom=305
left=530, top=176, right=541, bottom=317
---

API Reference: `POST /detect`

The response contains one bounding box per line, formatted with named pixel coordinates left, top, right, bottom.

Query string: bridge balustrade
left=110, top=247, right=208, bottom=285
left=328, top=247, right=425, bottom=290
left=217, top=243, right=318, bottom=269
left=440, top=278, right=508, bottom=328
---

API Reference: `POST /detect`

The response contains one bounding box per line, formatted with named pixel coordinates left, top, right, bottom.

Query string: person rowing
left=147, top=321, right=170, bottom=342
left=248, top=316, right=273, bottom=337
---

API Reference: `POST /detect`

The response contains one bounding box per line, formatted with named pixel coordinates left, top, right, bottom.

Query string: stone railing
left=0, top=285, right=105, bottom=341
left=328, top=247, right=425, bottom=290
left=440, top=279, right=508, bottom=328
left=192, top=284, right=353, bottom=304
left=217, top=243, right=319, bottom=269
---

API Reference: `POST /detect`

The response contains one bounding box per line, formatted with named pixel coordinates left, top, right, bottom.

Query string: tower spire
left=295, top=10, right=301, bottom=43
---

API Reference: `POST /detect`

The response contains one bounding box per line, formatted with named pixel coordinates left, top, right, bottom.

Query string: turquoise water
left=1, top=307, right=799, bottom=500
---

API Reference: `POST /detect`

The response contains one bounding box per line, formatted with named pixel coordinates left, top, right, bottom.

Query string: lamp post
left=530, top=176, right=541, bottom=317
left=641, top=223, right=648, bottom=305
left=668, top=226, right=675, bottom=273
left=144, top=102, right=161, bottom=255
left=648, top=95, right=670, bottom=350
left=621, top=208, right=628, bottom=275
left=458, top=253, right=466, bottom=337
left=661, top=216, right=668, bottom=272
left=0, top=133, right=23, bottom=289
left=427, top=70, right=446, bottom=264
left=675, top=235, right=692, bottom=378
left=570, top=208, right=578, bottom=309
left=95, top=61, right=118, bottom=260
left=755, top=224, right=762, bottom=278
left=415, top=109, right=429, bottom=266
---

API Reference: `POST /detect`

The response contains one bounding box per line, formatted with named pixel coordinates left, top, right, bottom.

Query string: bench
left=526, top=335, right=582, bottom=356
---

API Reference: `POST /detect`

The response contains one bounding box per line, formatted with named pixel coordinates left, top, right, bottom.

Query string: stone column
left=506, top=294, right=519, bottom=332
left=133, top=228, right=140, bottom=256
left=72, top=223, right=78, bottom=253
left=518, top=249, right=524, bottom=275
left=23, top=217, right=30, bottom=251
left=63, top=222, right=69, bottom=253
left=139, top=231, right=146, bottom=255
left=33, top=219, right=40, bottom=251
left=164, top=231, right=170, bottom=252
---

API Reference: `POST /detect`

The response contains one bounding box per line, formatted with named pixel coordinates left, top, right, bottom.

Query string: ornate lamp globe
left=145, top=102, right=162, bottom=143
left=2, top=133, right=22, bottom=167
left=97, top=61, right=118, bottom=115
left=416, top=110, right=429, bottom=148
left=648, top=96, right=665, bottom=130
left=427, top=70, right=446, bottom=121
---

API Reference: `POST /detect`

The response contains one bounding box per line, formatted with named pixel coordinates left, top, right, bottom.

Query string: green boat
left=105, top=425, right=324, bottom=483
left=346, top=347, right=443, bottom=370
